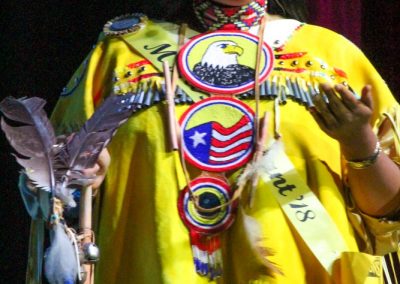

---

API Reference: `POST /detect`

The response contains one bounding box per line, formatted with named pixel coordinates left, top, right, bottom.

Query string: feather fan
left=0, top=97, right=57, bottom=192
left=1, top=94, right=137, bottom=202
left=1, top=94, right=138, bottom=284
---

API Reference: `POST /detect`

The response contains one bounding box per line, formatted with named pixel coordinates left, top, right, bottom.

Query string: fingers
left=81, top=148, right=111, bottom=190
left=310, top=83, right=374, bottom=144
left=82, top=163, right=100, bottom=177
left=334, top=84, right=359, bottom=111
left=312, top=83, right=366, bottom=128
left=97, top=148, right=111, bottom=174
left=320, top=83, right=352, bottom=123
left=312, top=93, right=339, bottom=130
left=92, top=149, right=111, bottom=190
left=360, top=85, right=373, bottom=110
left=91, top=175, right=105, bottom=191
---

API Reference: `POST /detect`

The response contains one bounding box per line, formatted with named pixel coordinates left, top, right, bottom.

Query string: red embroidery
left=334, top=67, right=348, bottom=79
left=275, top=52, right=307, bottom=60
left=128, top=72, right=161, bottom=83
left=127, top=59, right=152, bottom=69
left=274, top=67, right=307, bottom=73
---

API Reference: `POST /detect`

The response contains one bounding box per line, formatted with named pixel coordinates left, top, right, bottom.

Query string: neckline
left=248, top=19, right=303, bottom=50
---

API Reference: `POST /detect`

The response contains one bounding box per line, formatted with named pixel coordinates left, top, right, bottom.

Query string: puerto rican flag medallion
left=179, top=97, right=255, bottom=172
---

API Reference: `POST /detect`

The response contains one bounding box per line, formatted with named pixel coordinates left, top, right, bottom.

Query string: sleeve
left=376, top=106, right=400, bottom=168
left=322, top=28, right=400, bottom=255
left=347, top=193, right=400, bottom=255
left=49, top=28, right=164, bottom=135
left=50, top=36, right=113, bottom=135
left=346, top=105, right=400, bottom=255
left=345, top=105, right=400, bottom=255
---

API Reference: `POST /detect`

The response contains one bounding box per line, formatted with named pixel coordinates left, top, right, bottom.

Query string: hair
left=136, top=0, right=308, bottom=28
left=268, top=0, right=309, bottom=22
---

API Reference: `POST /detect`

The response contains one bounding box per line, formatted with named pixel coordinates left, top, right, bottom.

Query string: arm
left=311, top=83, right=400, bottom=217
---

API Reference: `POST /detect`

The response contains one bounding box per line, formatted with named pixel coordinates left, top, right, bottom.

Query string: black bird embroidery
left=193, top=41, right=255, bottom=88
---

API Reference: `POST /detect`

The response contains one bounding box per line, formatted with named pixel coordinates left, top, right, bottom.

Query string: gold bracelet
left=346, top=141, right=382, bottom=169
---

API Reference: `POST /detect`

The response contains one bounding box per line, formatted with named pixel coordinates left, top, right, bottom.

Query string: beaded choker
left=193, top=0, right=267, bottom=31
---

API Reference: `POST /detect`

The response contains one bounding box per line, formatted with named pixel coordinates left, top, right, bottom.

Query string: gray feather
left=54, top=94, right=137, bottom=205
left=0, top=97, right=56, bottom=192
left=56, top=94, right=136, bottom=171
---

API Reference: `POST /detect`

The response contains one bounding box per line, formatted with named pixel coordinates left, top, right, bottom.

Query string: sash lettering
left=270, top=173, right=316, bottom=222
left=143, top=44, right=177, bottom=63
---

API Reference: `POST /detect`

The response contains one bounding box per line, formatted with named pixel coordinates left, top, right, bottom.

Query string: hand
left=81, top=148, right=111, bottom=191
left=310, top=83, right=378, bottom=160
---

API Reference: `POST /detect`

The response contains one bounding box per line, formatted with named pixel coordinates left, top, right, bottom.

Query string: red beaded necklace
left=193, top=0, right=267, bottom=31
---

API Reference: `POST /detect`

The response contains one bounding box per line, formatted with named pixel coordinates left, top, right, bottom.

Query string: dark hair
left=135, top=0, right=194, bottom=22
left=137, top=0, right=308, bottom=28
left=268, top=0, right=308, bottom=22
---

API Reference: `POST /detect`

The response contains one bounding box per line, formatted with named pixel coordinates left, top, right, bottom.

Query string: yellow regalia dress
left=51, top=17, right=400, bottom=284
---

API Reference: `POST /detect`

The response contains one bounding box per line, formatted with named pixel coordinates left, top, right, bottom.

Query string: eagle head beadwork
left=193, top=40, right=255, bottom=87
left=178, top=31, right=274, bottom=95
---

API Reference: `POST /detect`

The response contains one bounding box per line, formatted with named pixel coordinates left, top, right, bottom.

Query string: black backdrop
left=0, top=1, right=399, bottom=282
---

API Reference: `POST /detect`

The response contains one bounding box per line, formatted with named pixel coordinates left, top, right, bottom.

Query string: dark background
left=0, top=1, right=399, bottom=282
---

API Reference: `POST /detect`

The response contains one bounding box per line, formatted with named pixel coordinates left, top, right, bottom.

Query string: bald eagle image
left=193, top=40, right=255, bottom=87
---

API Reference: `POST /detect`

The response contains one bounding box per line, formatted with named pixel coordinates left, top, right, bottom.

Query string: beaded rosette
left=177, top=176, right=237, bottom=277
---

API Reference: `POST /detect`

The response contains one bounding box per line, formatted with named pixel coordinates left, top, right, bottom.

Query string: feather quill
left=0, top=97, right=56, bottom=192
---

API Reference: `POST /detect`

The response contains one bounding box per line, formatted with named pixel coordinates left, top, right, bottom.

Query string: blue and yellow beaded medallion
left=178, top=176, right=236, bottom=234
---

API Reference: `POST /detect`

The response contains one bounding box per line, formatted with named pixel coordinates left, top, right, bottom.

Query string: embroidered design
left=180, top=97, right=255, bottom=172
left=105, top=50, right=355, bottom=116
left=113, top=60, right=162, bottom=94
left=178, top=31, right=274, bottom=95
left=104, top=13, right=148, bottom=37
left=274, top=52, right=348, bottom=80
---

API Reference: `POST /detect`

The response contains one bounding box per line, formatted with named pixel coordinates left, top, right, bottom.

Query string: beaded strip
left=108, top=70, right=358, bottom=117
left=193, top=0, right=267, bottom=31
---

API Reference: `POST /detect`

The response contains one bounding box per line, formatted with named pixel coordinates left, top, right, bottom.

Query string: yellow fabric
left=255, top=144, right=349, bottom=274
left=51, top=21, right=399, bottom=284
left=338, top=252, right=383, bottom=284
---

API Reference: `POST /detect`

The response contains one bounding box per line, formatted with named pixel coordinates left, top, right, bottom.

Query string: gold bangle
left=346, top=141, right=382, bottom=169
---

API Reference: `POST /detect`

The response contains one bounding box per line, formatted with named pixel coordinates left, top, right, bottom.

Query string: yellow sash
left=258, top=143, right=383, bottom=283
left=122, top=21, right=204, bottom=102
